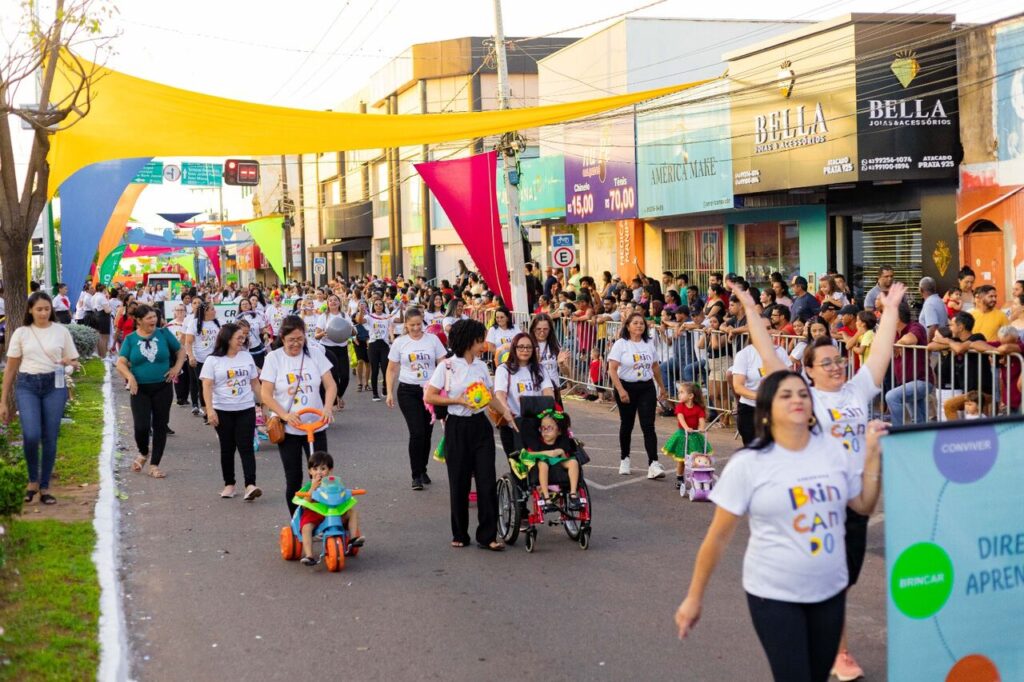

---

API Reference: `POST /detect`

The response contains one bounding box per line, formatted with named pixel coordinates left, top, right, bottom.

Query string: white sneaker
left=618, top=457, right=631, bottom=475
left=647, top=460, right=666, bottom=479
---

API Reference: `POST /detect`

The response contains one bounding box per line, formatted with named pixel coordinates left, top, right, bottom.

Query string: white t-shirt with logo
left=266, top=305, right=289, bottom=336
left=199, top=352, right=259, bottom=411
left=486, top=325, right=520, bottom=350
left=812, top=367, right=880, bottom=469
left=427, top=356, right=493, bottom=418
left=367, top=313, right=392, bottom=343
left=316, top=312, right=351, bottom=348
left=237, top=311, right=267, bottom=350
left=189, top=320, right=221, bottom=363
left=536, top=341, right=560, bottom=385
left=730, top=344, right=792, bottom=407
left=260, top=347, right=334, bottom=436
left=709, top=433, right=863, bottom=603
left=423, top=310, right=444, bottom=326
left=388, top=333, right=449, bottom=386
left=607, top=338, right=657, bottom=383
left=494, top=364, right=553, bottom=417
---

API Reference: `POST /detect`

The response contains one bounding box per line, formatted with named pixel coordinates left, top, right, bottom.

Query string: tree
left=0, top=0, right=116, bottom=352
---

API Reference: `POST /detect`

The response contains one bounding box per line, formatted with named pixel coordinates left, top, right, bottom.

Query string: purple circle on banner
left=932, top=424, right=998, bottom=483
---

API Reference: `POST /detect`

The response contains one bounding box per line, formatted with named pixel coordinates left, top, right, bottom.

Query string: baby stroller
left=496, top=397, right=592, bottom=552
left=678, top=433, right=717, bottom=502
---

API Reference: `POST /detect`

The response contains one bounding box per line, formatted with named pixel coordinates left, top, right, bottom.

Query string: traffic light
left=223, top=159, right=260, bottom=186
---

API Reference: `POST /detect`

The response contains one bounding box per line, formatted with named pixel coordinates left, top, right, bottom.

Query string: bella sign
left=754, top=103, right=829, bottom=152
left=866, top=99, right=951, bottom=127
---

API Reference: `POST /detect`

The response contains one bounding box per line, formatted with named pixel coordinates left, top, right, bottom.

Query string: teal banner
left=433, top=155, right=564, bottom=229
left=884, top=417, right=1024, bottom=682
left=637, top=80, right=732, bottom=218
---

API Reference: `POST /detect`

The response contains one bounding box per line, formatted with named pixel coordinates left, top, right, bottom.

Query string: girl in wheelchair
left=520, top=407, right=583, bottom=512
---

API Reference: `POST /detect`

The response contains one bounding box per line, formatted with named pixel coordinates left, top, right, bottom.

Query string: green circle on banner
left=891, top=542, right=954, bottom=619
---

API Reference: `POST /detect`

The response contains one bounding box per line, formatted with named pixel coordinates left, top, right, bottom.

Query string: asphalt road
left=115, top=384, right=888, bottom=682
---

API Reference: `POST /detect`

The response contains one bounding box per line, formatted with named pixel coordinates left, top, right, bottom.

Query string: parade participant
left=293, top=451, right=363, bottom=566
left=733, top=281, right=905, bottom=680
left=115, top=304, right=185, bottom=480
left=386, top=307, right=449, bottom=490
left=493, top=332, right=554, bottom=456
left=315, top=294, right=352, bottom=410
left=521, top=408, right=582, bottom=512
left=0, top=293, right=79, bottom=505
left=441, top=299, right=467, bottom=335
left=424, top=319, right=502, bottom=551
left=365, top=298, right=392, bottom=402
left=424, top=293, right=447, bottom=326
left=74, top=283, right=93, bottom=324
left=607, top=312, right=668, bottom=479
left=114, top=299, right=138, bottom=352
left=184, top=300, right=220, bottom=420
left=201, top=323, right=263, bottom=501
left=52, top=283, right=72, bottom=325
left=90, top=283, right=113, bottom=358
left=662, top=381, right=710, bottom=489
left=731, top=316, right=793, bottom=446
left=165, top=303, right=192, bottom=406
left=484, top=306, right=520, bottom=357
left=675, top=372, right=887, bottom=682
left=266, top=292, right=289, bottom=340
left=236, top=297, right=269, bottom=369
left=528, top=313, right=569, bottom=389
left=260, top=315, right=337, bottom=515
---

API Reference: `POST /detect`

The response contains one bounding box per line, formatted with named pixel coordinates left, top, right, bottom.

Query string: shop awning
left=308, top=238, right=372, bottom=253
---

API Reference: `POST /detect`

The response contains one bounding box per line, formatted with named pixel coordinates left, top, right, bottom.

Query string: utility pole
left=492, top=0, right=529, bottom=313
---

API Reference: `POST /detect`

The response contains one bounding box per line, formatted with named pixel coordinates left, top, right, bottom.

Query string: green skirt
left=520, top=450, right=570, bottom=466
left=432, top=436, right=446, bottom=463
left=662, top=430, right=711, bottom=462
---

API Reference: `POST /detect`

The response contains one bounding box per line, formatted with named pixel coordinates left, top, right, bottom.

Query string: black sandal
left=40, top=494, right=57, bottom=505
left=24, top=490, right=38, bottom=503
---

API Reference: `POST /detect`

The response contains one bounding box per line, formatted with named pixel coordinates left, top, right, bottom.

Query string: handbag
left=267, top=351, right=305, bottom=444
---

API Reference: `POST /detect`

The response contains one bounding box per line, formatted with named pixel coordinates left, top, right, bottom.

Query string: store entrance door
left=963, top=220, right=1004, bottom=294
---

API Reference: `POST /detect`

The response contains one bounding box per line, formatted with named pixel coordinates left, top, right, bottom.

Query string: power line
left=268, top=2, right=354, bottom=100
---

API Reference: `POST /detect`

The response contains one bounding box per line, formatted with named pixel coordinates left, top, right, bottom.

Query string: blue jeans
left=885, top=380, right=932, bottom=426
left=15, top=372, right=68, bottom=490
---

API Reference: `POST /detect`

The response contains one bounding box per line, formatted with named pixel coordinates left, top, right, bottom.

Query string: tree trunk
left=1, top=230, right=32, bottom=358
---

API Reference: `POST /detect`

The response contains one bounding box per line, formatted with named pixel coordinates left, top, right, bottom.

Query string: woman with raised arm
left=675, top=371, right=888, bottom=682
left=731, top=280, right=906, bottom=681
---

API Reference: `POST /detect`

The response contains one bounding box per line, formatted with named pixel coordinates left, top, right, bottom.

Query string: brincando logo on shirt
left=226, top=367, right=251, bottom=397
left=631, top=352, right=653, bottom=379
left=286, top=371, right=315, bottom=406
left=515, top=381, right=535, bottom=393
left=788, top=481, right=844, bottom=556
left=407, top=352, right=433, bottom=379
left=827, top=407, right=867, bottom=452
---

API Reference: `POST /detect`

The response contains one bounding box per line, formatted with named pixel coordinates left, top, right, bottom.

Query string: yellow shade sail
left=48, top=50, right=711, bottom=197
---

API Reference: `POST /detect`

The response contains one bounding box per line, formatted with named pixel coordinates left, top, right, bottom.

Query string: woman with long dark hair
left=201, top=323, right=263, bottom=501
left=365, top=298, right=392, bottom=401
left=260, top=315, right=337, bottom=514
left=115, top=304, right=185, bottom=479
left=484, top=306, right=519, bottom=356
left=424, top=319, right=502, bottom=550
left=236, top=297, right=269, bottom=369
left=315, top=294, right=352, bottom=410
left=607, top=312, right=667, bottom=479
left=528, top=314, right=569, bottom=391
left=424, top=293, right=447, bottom=327
left=184, top=300, right=220, bottom=421
left=386, top=307, right=449, bottom=489
left=493, top=332, right=554, bottom=456
left=676, top=370, right=886, bottom=682
left=0, top=293, right=80, bottom=504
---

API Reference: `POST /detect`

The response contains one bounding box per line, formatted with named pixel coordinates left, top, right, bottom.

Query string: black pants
left=444, top=413, right=497, bottom=545
left=746, top=591, right=846, bottom=682
left=614, top=380, right=658, bottom=463
left=845, top=508, right=869, bottom=586
left=397, top=383, right=433, bottom=479
left=174, top=365, right=191, bottom=404
left=498, top=424, right=517, bottom=457
left=323, top=345, right=350, bottom=400
left=250, top=348, right=266, bottom=370
left=368, top=340, right=389, bottom=397
left=214, top=407, right=257, bottom=487
left=129, top=381, right=173, bottom=466
left=187, top=362, right=203, bottom=408
left=737, top=402, right=757, bottom=447
left=278, top=430, right=328, bottom=515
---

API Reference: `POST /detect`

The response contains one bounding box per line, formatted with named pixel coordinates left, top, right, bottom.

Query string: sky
left=3, top=0, right=1023, bottom=226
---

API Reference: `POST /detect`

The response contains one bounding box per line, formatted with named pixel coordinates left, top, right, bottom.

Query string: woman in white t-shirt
left=730, top=317, right=793, bottom=447
left=260, top=315, right=337, bottom=515
left=386, top=307, right=449, bottom=489
left=675, top=371, right=886, bottom=682
left=0, top=293, right=79, bottom=505
left=200, top=324, right=263, bottom=501
left=528, top=314, right=569, bottom=389
left=606, top=312, right=668, bottom=480
left=484, top=306, right=520, bottom=359
left=265, top=295, right=289, bottom=340
left=493, top=332, right=554, bottom=456
left=424, top=318, right=503, bottom=550
left=423, top=293, right=447, bottom=327
left=733, top=282, right=905, bottom=676
left=236, top=298, right=269, bottom=368
left=184, top=301, right=221, bottom=420
left=365, top=298, right=393, bottom=402
left=165, top=302, right=192, bottom=406
left=314, top=294, right=353, bottom=411
left=441, top=299, right=468, bottom=335
left=90, top=284, right=112, bottom=358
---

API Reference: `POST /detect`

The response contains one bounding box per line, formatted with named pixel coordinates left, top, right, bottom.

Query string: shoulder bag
left=267, top=351, right=305, bottom=444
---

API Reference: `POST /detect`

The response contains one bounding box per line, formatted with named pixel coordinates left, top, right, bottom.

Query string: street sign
left=552, top=246, right=575, bottom=268
left=132, top=161, right=164, bottom=184
left=182, top=162, right=223, bottom=187
left=551, top=233, right=575, bottom=249
left=163, top=164, right=182, bottom=183
left=313, top=256, right=327, bottom=275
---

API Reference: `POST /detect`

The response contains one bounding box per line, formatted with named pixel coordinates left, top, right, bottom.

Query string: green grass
left=0, top=519, right=99, bottom=681
left=54, top=359, right=105, bottom=487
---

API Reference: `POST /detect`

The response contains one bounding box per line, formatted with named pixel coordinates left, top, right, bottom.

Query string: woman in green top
left=115, top=304, right=185, bottom=478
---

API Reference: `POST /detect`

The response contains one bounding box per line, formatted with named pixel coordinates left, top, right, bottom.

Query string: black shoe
left=567, top=494, right=583, bottom=511
left=411, top=476, right=424, bottom=491
left=371, top=394, right=382, bottom=402
left=421, top=472, right=432, bottom=485
left=176, top=400, right=188, bottom=406
left=166, top=427, right=176, bottom=435
left=191, top=406, right=201, bottom=416
left=300, top=556, right=318, bottom=566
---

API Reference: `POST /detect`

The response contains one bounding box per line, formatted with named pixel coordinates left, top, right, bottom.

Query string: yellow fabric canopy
left=48, top=51, right=711, bottom=197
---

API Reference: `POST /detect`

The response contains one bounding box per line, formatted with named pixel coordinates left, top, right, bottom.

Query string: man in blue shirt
left=918, top=276, right=949, bottom=341
left=789, top=276, right=821, bottom=321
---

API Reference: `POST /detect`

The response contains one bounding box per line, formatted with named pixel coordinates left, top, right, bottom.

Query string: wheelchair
left=495, top=397, right=592, bottom=552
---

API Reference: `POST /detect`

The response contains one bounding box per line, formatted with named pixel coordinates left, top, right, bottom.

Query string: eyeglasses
left=816, top=357, right=849, bottom=369
left=515, top=345, right=535, bottom=351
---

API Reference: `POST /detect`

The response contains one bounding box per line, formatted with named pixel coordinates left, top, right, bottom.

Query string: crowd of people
left=4, top=256, right=1020, bottom=682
